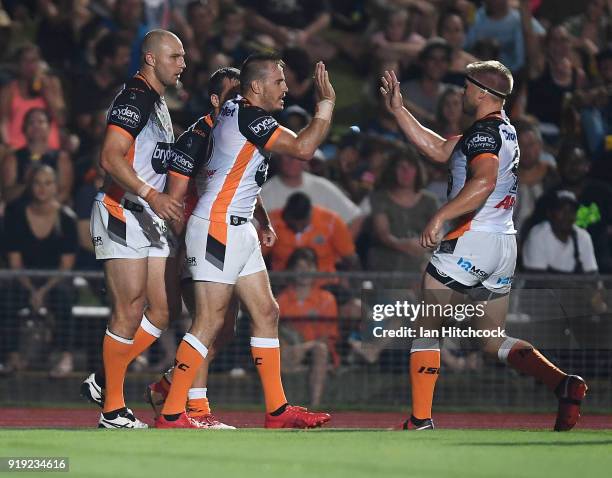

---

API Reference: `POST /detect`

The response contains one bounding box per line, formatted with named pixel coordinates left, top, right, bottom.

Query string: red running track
left=1, top=408, right=611, bottom=429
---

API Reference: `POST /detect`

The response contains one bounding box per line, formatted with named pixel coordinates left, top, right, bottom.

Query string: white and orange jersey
left=445, top=110, right=519, bottom=238
left=191, top=96, right=280, bottom=223
left=98, top=73, right=174, bottom=212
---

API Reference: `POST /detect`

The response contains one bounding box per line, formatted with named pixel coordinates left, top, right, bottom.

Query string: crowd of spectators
left=0, top=0, right=611, bottom=381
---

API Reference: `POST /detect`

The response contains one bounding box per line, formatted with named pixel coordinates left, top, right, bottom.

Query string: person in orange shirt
left=266, top=192, right=359, bottom=273
left=277, top=248, right=339, bottom=407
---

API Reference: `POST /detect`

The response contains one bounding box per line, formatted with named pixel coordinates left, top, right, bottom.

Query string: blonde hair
left=466, top=60, right=513, bottom=98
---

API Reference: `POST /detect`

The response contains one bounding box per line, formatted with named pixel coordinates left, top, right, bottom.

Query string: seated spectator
left=281, top=47, right=316, bottom=114
left=527, top=142, right=612, bottom=272
left=325, top=131, right=367, bottom=204
left=368, top=150, right=438, bottom=274
left=71, top=33, right=131, bottom=137
left=0, top=43, right=64, bottom=150
left=523, top=190, right=598, bottom=273
left=101, top=0, right=149, bottom=76
left=563, top=0, right=609, bottom=57
left=434, top=85, right=470, bottom=139
left=208, top=5, right=249, bottom=66
left=369, top=7, right=425, bottom=71
left=180, top=0, right=219, bottom=65
left=261, top=154, right=364, bottom=237
left=401, top=38, right=453, bottom=127
left=1, top=165, right=78, bottom=376
left=245, top=0, right=334, bottom=61
left=514, top=118, right=558, bottom=234
left=526, top=24, right=586, bottom=137
left=266, top=192, right=359, bottom=273
left=277, top=248, right=340, bottom=406
left=438, top=9, right=478, bottom=86
left=466, top=0, right=545, bottom=73
left=577, top=48, right=612, bottom=172
left=1, top=107, right=73, bottom=205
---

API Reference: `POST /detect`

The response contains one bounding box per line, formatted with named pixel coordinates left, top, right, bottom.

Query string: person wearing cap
left=522, top=190, right=598, bottom=274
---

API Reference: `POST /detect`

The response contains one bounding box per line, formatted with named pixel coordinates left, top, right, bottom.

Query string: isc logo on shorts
left=186, top=256, right=197, bottom=267
left=457, top=257, right=487, bottom=278
left=92, top=236, right=103, bottom=247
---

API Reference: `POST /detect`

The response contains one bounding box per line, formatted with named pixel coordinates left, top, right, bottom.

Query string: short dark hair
left=286, top=247, right=318, bottom=270
left=419, top=37, right=452, bottom=63
left=95, top=33, right=130, bottom=65
left=282, top=192, right=312, bottom=222
left=208, top=67, right=240, bottom=97
left=240, top=52, right=284, bottom=94
left=438, top=8, right=465, bottom=35
left=22, top=107, right=51, bottom=134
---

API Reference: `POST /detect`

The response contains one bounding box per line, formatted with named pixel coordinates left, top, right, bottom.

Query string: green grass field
left=1, top=429, right=611, bottom=478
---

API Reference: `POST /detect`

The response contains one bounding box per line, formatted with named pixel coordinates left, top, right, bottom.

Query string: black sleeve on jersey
left=168, top=117, right=211, bottom=178
left=107, top=79, right=156, bottom=138
left=237, top=105, right=280, bottom=148
left=461, top=122, right=502, bottom=162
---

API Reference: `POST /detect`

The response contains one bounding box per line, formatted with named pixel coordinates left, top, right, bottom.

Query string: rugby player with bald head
left=89, top=29, right=185, bottom=428
left=381, top=61, right=587, bottom=431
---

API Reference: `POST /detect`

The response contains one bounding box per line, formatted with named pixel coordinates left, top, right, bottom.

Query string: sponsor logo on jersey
left=110, top=104, right=141, bottom=128
left=465, top=131, right=497, bottom=153
left=249, top=116, right=278, bottom=137
left=255, top=158, right=269, bottom=186
left=169, top=148, right=195, bottom=174
left=151, top=142, right=173, bottom=174
left=496, top=276, right=513, bottom=285
left=457, top=257, right=487, bottom=278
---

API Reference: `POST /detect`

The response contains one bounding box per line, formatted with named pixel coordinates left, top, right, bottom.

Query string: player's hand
left=314, top=61, right=335, bottom=104
left=380, top=70, right=403, bottom=113
left=148, top=192, right=183, bottom=222
left=261, top=224, right=277, bottom=247
left=421, top=215, right=444, bottom=249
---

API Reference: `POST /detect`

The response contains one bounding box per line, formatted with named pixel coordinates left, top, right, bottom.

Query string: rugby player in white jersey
left=89, top=30, right=184, bottom=428
left=156, top=53, right=335, bottom=428
left=380, top=61, right=587, bottom=431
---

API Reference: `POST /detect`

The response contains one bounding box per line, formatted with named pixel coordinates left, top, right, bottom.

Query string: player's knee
left=113, top=295, right=146, bottom=322
left=260, top=300, right=280, bottom=328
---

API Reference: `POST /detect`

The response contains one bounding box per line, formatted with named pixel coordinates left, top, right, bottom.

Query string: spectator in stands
left=526, top=24, right=585, bottom=137
left=2, top=164, right=78, bottom=376
left=261, top=154, right=364, bottom=237
left=577, top=48, right=612, bottom=173
left=181, top=0, right=220, bottom=65
left=528, top=142, right=612, bottom=273
left=72, top=33, right=131, bottom=137
left=101, top=0, right=149, bottom=75
left=434, top=85, right=469, bottom=139
left=0, top=43, right=64, bottom=150
left=266, top=192, right=359, bottom=274
left=245, top=0, right=334, bottom=61
left=368, top=150, right=438, bottom=274
left=438, top=9, right=478, bottom=86
left=1, top=107, right=73, bottom=205
left=563, top=0, right=610, bottom=57
left=282, top=47, right=317, bottom=114
left=466, top=0, right=545, bottom=73
left=207, top=5, right=248, bottom=66
left=326, top=131, right=367, bottom=204
left=401, top=38, right=453, bottom=127
left=369, top=8, right=425, bottom=71
left=277, top=248, right=339, bottom=407
left=514, top=118, right=558, bottom=234
left=523, top=190, right=598, bottom=274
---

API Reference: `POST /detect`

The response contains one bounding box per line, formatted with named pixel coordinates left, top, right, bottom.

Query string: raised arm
left=380, top=70, right=459, bottom=163
left=266, top=62, right=335, bottom=160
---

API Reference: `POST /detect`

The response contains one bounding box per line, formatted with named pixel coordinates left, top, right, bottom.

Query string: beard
left=462, top=98, right=476, bottom=115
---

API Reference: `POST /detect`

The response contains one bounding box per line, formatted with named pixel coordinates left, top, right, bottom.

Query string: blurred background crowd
left=0, top=0, right=610, bottom=394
